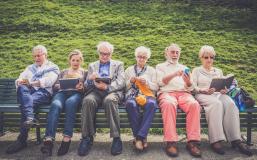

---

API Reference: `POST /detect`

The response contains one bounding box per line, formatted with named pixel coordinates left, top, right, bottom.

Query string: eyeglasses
left=100, top=52, right=111, bottom=56
left=203, top=56, right=215, bottom=60
left=137, top=55, right=148, bottom=60
left=33, top=53, right=45, bottom=58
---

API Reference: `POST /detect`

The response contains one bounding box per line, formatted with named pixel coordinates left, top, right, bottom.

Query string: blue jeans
left=45, top=91, right=82, bottom=139
left=126, top=97, right=157, bottom=138
left=17, top=85, right=51, bottom=142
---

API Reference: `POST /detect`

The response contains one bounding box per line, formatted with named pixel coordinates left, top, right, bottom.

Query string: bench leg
left=246, top=112, right=253, bottom=146
left=0, top=112, right=4, bottom=136
left=35, top=113, right=42, bottom=145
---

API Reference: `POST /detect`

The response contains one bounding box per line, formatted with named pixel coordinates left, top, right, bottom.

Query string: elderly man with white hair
left=156, top=43, right=201, bottom=158
left=125, top=46, right=158, bottom=151
left=78, top=41, right=125, bottom=156
left=6, top=45, right=59, bottom=154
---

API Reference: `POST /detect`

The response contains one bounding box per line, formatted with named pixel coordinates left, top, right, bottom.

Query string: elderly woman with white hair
left=192, top=45, right=252, bottom=156
left=125, top=46, right=158, bottom=151
left=78, top=41, right=125, bottom=156
left=6, top=45, right=59, bottom=154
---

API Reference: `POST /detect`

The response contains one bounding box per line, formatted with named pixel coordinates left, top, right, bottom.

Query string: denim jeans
left=45, top=91, right=82, bottom=139
left=17, top=85, right=51, bottom=142
left=126, top=97, right=157, bottom=138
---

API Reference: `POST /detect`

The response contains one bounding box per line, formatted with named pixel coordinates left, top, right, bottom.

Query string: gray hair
left=165, top=43, right=181, bottom=54
left=32, top=45, right=47, bottom=55
left=97, top=41, right=114, bottom=54
left=135, top=46, right=151, bottom=59
left=199, top=45, right=216, bottom=59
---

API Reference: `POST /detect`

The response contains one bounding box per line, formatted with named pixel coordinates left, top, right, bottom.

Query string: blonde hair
left=199, top=45, right=216, bottom=59
left=68, top=49, right=84, bottom=62
left=135, top=46, right=151, bottom=59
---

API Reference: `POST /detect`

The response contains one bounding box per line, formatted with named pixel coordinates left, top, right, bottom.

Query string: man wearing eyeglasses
left=6, top=45, right=59, bottom=154
left=78, top=41, right=125, bottom=156
left=156, top=43, right=201, bottom=158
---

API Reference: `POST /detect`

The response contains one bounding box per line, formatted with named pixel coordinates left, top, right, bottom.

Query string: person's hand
left=94, top=81, right=108, bottom=90
left=220, top=88, right=228, bottom=94
left=76, top=82, right=84, bottom=90
left=130, top=77, right=136, bottom=83
left=182, top=73, right=191, bottom=87
left=89, top=72, right=98, bottom=80
left=54, top=84, right=60, bottom=90
left=138, top=77, right=146, bottom=85
left=200, top=88, right=215, bottom=95
left=175, top=70, right=184, bottom=77
left=17, top=79, right=29, bottom=86
left=30, top=80, right=40, bottom=87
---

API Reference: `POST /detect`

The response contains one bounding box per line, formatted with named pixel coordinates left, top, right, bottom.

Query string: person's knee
left=126, top=99, right=137, bottom=108
left=146, top=99, right=157, bottom=109
left=50, top=100, right=62, bottom=112
left=103, top=96, right=118, bottom=106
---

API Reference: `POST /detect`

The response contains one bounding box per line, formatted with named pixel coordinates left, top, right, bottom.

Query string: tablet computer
left=59, top=78, right=79, bottom=90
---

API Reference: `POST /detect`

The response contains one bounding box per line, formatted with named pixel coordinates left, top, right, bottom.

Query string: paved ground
left=1, top=132, right=257, bottom=160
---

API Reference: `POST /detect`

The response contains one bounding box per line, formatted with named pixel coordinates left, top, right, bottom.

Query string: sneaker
left=40, top=140, right=53, bottom=156
left=23, top=118, right=39, bottom=129
left=111, top=137, right=122, bottom=156
left=78, top=136, right=93, bottom=156
left=57, top=140, right=71, bottom=156
left=6, top=139, right=27, bottom=154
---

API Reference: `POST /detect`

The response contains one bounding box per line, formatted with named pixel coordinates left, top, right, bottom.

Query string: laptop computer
left=59, top=78, right=79, bottom=91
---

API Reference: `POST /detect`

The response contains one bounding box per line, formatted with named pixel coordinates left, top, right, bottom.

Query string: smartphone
left=184, top=68, right=190, bottom=75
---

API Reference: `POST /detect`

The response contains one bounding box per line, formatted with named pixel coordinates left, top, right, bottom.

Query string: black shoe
left=111, top=137, right=122, bottom=156
left=40, top=140, right=53, bottom=156
left=231, top=140, right=253, bottom=156
left=23, top=118, right=39, bottom=129
left=78, top=136, right=93, bottom=156
left=211, top=141, right=225, bottom=155
left=57, top=140, right=71, bottom=156
left=6, top=139, right=27, bottom=154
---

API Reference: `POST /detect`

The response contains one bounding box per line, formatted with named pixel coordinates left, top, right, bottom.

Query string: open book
left=209, top=74, right=234, bottom=92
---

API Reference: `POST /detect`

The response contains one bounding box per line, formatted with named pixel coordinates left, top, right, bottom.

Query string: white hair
left=97, top=41, right=114, bottom=54
left=32, top=45, right=47, bottom=55
left=135, top=46, right=151, bottom=59
left=199, top=45, right=216, bottom=59
left=165, top=43, right=181, bottom=54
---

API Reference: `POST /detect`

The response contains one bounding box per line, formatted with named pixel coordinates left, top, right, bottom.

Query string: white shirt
left=156, top=61, right=193, bottom=95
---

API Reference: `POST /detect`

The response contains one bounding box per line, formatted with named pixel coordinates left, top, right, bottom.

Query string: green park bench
left=0, top=78, right=256, bottom=145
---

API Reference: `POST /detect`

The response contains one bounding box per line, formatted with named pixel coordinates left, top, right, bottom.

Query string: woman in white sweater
left=192, top=45, right=252, bottom=156
left=125, top=46, right=158, bottom=151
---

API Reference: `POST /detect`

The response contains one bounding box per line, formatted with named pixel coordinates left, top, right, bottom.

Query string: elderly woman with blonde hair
left=192, top=45, right=252, bottom=156
left=125, top=46, right=158, bottom=151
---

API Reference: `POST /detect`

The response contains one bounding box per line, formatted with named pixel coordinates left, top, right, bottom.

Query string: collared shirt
left=99, top=61, right=110, bottom=77
left=156, top=61, right=193, bottom=95
left=16, top=60, right=59, bottom=95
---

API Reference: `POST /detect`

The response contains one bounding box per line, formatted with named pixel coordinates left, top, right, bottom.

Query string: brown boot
left=186, top=141, right=201, bottom=158
left=165, top=142, right=178, bottom=157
